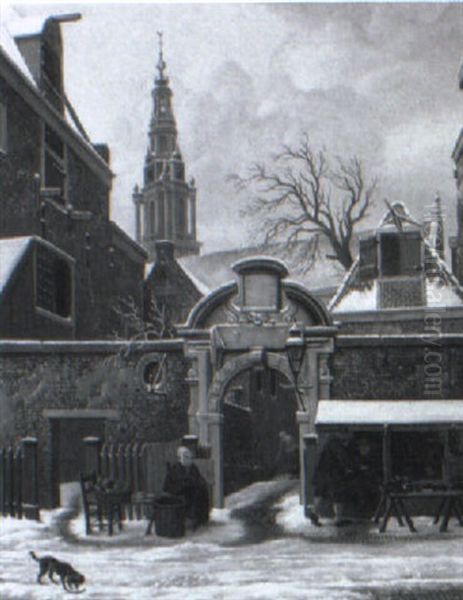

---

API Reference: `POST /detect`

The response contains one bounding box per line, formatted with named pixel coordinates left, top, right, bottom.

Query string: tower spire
left=156, top=31, right=167, bottom=80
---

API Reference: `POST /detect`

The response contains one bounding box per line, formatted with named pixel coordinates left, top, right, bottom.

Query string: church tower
left=133, top=34, right=200, bottom=260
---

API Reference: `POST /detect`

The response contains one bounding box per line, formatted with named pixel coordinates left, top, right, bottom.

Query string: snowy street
left=0, top=480, right=463, bottom=599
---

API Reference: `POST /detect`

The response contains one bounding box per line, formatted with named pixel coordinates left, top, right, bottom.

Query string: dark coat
left=313, top=437, right=356, bottom=503
left=163, top=462, right=210, bottom=526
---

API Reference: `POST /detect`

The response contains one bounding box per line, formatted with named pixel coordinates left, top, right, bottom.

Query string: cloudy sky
left=7, top=2, right=463, bottom=253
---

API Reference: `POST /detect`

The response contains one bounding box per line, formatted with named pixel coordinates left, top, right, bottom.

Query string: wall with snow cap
left=0, top=340, right=189, bottom=507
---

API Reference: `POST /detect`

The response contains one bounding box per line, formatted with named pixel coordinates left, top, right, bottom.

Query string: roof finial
left=157, top=31, right=166, bottom=79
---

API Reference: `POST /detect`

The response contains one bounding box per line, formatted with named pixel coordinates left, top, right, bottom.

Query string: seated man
left=163, top=446, right=210, bottom=528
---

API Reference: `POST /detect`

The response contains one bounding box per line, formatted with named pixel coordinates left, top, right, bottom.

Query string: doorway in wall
left=222, top=366, right=298, bottom=496
left=49, top=417, right=106, bottom=506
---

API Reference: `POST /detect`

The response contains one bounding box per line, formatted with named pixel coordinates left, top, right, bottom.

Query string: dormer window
left=379, top=231, right=422, bottom=277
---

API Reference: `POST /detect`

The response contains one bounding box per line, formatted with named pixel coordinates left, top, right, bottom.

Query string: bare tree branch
left=232, top=135, right=377, bottom=271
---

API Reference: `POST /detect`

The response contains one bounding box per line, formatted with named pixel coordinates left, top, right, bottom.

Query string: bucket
left=153, top=495, right=185, bottom=538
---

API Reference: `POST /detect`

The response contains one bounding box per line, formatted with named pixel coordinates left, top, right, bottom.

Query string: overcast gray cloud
left=9, top=3, right=463, bottom=252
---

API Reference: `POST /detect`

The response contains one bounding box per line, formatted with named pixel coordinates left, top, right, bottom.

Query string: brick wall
left=0, top=340, right=190, bottom=506
left=332, top=335, right=463, bottom=399
left=0, top=71, right=146, bottom=339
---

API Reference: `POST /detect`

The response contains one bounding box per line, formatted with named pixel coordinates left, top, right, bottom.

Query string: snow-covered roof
left=0, top=236, right=33, bottom=294
left=145, top=261, right=155, bottom=279
left=0, top=19, right=35, bottom=85
left=316, top=400, right=463, bottom=426
left=0, top=9, right=109, bottom=177
left=6, top=15, right=49, bottom=38
left=145, top=258, right=210, bottom=297
left=178, top=261, right=210, bottom=296
left=329, top=202, right=463, bottom=313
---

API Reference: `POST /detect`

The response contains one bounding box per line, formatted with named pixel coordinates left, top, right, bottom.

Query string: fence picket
left=0, top=448, right=5, bottom=516
left=14, top=447, right=22, bottom=519
left=125, top=444, right=134, bottom=520
left=6, top=447, right=14, bottom=517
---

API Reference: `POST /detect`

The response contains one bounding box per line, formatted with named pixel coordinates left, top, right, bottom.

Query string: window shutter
left=359, top=237, right=378, bottom=280
left=380, top=233, right=401, bottom=276
left=399, top=231, right=422, bottom=275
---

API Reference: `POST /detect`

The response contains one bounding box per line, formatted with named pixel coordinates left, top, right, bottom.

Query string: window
left=174, top=163, right=184, bottom=180
left=157, top=191, right=165, bottom=235
left=158, top=135, right=168, bottom=154
left=36, top=244, right=72, bottom=318
left=0, top=101, right=6, bottom=153
left=380, top=231, right=422, bottom=277
left=177, top=196, right=186, bottom=232
left=145, top=165, right=155, bottom=184
left=43, top=125, right=66, bottom=204
left=142, top=358, right=166, bottom=394
left=359, top=236, right=378, bottom=280
left=149, top=202, right=155, bottom=237
left=155, top=161, right=163, bottom=179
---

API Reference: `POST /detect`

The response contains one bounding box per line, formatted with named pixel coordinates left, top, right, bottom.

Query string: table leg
left=379, top=497, right=393, bottom=533
left=391, top=498, right=405, bottom=527
left=373, top=495, right=386, bottom=524
left=439, top=498, right=451, bottom=532
left=433, top=498, right=446, bottom=524
left=397, top=498, right=416, bottom=533
left=453, top=498, right=463, bottom=526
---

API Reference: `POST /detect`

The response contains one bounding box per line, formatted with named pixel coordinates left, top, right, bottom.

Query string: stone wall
left=332, top=335, right=463, bottom=399
left=0, top=340, right=190, bottom=506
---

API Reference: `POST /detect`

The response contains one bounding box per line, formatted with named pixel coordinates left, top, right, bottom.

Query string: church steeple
left=132, top=35, right=201, bottom=260
left=149, top=32, right=177, bottom=158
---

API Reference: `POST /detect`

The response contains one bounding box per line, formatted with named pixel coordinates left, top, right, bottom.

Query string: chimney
left=155, top=240, right=175, bottom=263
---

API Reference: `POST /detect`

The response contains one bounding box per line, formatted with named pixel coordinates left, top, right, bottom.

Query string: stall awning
left=316, top=400, right=463, bottom=427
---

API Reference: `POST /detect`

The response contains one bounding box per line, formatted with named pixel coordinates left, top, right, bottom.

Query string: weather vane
left=157, top=31, right=166, bottom=79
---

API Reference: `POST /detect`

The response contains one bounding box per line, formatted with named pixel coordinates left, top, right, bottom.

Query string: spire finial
left=157, top=31, right=166, bottom=79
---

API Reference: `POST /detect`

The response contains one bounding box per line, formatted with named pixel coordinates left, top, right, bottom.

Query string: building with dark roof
left=0, top=12, right=147, bottom=339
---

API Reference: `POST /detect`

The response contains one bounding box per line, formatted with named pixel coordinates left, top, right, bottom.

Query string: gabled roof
left=0, top=10, right=113, bottom=185
left=144, top=258, right=210, bottom=297
left=329, top=202, right=463, bottom=313
left=0, top=19, right=34, bottom=84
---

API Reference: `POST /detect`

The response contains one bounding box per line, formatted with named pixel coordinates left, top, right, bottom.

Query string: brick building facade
left=0, top=13, right=147, bottom=340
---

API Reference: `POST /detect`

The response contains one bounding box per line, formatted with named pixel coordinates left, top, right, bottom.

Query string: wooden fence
left=83, top=437, right=186, bottom=520
left=0, top=437, right=39, bottom=520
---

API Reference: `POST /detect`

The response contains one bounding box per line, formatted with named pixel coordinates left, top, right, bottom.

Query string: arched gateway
left=179, top=257, right=336, bottom=507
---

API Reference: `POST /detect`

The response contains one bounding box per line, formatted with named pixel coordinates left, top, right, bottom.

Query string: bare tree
left=112, top=295, right=175, bottom=351
left=231, top=134, right=378, bottom=271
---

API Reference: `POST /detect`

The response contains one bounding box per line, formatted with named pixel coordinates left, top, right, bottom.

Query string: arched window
left=157, top=192, right=165, bottom=236
left=149, top=202, right=155, bottom=237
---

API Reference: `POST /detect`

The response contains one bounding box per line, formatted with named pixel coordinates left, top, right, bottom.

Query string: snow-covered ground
left=1, top=480, right=463, bottom=599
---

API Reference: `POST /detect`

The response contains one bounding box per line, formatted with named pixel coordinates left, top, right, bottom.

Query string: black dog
left=29, top=551, right=86, bottom=593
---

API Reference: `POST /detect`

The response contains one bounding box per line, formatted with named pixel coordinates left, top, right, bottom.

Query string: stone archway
left=204, top=351, right=310, bottom=507
left=208, top=350, right=299, bottom=414
left=180, top=256, right=337, bottom=507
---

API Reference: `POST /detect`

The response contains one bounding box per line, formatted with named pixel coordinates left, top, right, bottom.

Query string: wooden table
left=374, top=488, right=463, bottom=533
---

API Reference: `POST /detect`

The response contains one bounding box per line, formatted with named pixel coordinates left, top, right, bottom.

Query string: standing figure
left=274, top=430, right=299, bottom=478
left=312, top=434, right=356, bottom=526
left=163, top=446, right=210, bottom=529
